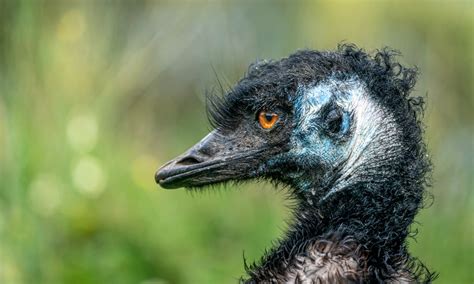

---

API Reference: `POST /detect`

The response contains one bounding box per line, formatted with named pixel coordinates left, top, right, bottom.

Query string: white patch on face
left=297, top=83, right=334, bottom=132
left=294, top=78, right=401, bottom=200
left=322, top=80, right=401, bottom=200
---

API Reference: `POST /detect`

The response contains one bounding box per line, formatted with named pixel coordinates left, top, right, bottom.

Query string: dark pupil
left=327, top=110, right=342, bottom=133
left=265, top=114, right=274, bottom=122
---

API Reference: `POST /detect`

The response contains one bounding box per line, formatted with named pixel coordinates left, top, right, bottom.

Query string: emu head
left=155, top=46, right=429, bottom=229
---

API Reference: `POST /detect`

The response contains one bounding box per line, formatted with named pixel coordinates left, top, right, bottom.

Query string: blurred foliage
left=0, top=0, right=472, bottom=283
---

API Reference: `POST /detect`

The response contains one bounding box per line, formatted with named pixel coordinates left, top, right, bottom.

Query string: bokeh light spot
left=56, top=10, right=85, bottom=43
left=72, top=155, right=107, bottom=198
left=28, top=174, right=62, bottom=217
left=0, top=256, right=22, bottom=283
left=67, top=113, right=98, bottom=153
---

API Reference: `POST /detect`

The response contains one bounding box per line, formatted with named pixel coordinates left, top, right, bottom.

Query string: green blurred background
left=0, top=0, right=472, bottom=283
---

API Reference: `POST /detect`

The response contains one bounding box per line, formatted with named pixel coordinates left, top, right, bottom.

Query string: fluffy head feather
left=158, top=44, right=434, bottom=282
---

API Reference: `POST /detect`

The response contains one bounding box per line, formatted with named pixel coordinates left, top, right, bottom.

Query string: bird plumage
left=156, top=44, right=435, bottom=283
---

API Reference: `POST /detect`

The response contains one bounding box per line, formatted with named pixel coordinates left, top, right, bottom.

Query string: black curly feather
left=184, top=44, right=435, bottom=282
left=214, top=44, right=435, bottom=283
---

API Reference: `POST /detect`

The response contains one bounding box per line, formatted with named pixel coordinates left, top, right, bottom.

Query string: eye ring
left=326, top=109, right=343, bottom=134
left=324, top=107, right=352, bottom=138
left=258, top=111, right=279, bottom=129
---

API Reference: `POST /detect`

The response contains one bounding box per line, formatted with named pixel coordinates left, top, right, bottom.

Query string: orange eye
left=258, top=111, right=279, bottom=129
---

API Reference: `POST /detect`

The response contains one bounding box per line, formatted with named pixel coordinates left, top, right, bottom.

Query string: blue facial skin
left=265, top=81, right=354, bottom=195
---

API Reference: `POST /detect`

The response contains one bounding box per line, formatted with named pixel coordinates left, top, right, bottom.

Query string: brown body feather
left=246, top=235, right=417, bottom=283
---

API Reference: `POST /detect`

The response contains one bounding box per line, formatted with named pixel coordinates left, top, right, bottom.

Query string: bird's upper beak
left=155, top=130, right=262, bottom=189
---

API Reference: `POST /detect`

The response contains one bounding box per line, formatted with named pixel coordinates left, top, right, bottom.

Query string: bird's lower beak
left=155, top=130, right=259, bottom=189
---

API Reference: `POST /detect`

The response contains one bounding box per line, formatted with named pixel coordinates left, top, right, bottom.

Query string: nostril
left=176, top=156, right=202, bottom=165
left=198, top=146, right=213, bottom=157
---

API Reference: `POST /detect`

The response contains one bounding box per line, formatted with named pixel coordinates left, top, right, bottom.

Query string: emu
left=155, top=44, right=435, bottom=283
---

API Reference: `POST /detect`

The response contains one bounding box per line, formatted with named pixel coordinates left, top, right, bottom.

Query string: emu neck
left=246, top=181, right=420, bottom=281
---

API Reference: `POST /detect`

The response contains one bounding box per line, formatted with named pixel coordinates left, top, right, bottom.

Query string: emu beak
left=155, top=130, right=258, bottom=189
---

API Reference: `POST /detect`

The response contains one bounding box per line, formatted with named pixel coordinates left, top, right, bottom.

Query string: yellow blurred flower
left=131, top=154, right=159, bottom=191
